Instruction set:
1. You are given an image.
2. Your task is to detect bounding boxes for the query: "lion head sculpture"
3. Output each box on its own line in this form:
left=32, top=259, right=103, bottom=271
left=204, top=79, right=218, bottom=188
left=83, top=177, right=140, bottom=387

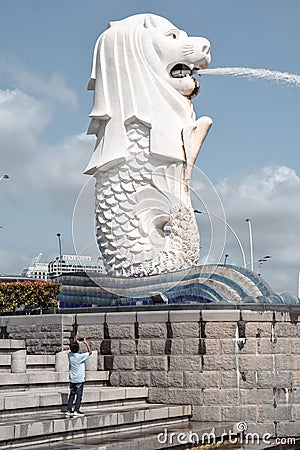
left=84, top=13, right=211, bottom=174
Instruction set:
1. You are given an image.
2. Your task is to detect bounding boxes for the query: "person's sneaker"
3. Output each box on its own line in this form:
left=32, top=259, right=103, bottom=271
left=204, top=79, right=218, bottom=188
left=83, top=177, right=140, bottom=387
left=65, top=411, right=73, bottom=417
left=73, top=411, right=84, bottom=417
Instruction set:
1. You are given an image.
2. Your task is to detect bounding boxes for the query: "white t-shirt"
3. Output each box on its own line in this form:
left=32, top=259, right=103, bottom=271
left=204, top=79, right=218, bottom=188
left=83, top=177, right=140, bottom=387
left=68, top=351, right=89, bottom=383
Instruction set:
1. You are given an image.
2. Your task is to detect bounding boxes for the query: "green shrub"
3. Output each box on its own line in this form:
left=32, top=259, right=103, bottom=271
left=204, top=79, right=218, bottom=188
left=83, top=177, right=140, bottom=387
left=0, top=281, right=60, bottom=314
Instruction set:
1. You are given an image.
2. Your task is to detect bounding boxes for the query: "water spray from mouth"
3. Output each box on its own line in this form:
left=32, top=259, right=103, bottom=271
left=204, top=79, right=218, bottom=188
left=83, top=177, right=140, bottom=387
left=198, top=67, right=300, bottom=87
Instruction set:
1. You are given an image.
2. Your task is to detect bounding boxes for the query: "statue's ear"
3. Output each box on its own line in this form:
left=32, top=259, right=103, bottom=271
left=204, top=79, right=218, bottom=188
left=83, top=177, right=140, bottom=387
left=144, top=14, right=158, bottom=29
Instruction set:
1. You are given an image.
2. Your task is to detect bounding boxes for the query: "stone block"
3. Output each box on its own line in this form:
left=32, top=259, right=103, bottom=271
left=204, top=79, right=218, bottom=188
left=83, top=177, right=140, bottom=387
left=138, top=323, right=167, bottom=339
left=203, top=355, right=236, bottom=371
left=151, top=339, right=168, bottom=355
left=290, top=338, right=300, bottom=354
left=4, top=394, right=40, bottom=410
left=107, top=324, right=135, bottom=339
left=106, top=312, right=136, bottom=323
left=239, top=355, right=273, bottom=372
left=120, top=340, right=137, bottom=355
left=221, top=338, right=256, bottom=354
left=182, top=339, right=200, bottom=355
left=76, top=313, right=105, bottom=325
left=168, top=388, right=202, bottom=405
left=205, top=322, right=237, bottom=339
left=110, top=372, right=119, bottom=386
left=168, top=371, right=183, bottom=387
left=192, top=406, right=221, bottom=421
left=257, top=337, right=291, bottom=354
left=144, top=406, right=169, bottom=421
left=137, top=311, right=168, bottom=323
left=136, top=356, right=167, bottom=371
left=39, top=392, right=65, bottom=407
left=220, top=371, right=239, bottom=388
left=137, top=339, right=150, bottom=355
left=55, top=350, right=69, bottom=372
left=257, top=405, right=293, bottom=422
left=11, top=350, right=26, bottom=373
left=275, top=387, right=297, bottom=405
left=100, top=387, right=126, bottom=401
left=292, top=405, right=300, bottom=420
left=221, top=405, right=257, bottom=422
left=85, top=351, right=98, bottom=371
left=100, top=339, right=119, bottom=355
left=16, top=420, right=54, bottom=439
left=169, top=339, right=184, bottom=354
left=202, top=310, right=240, bottom=322
left=257, top=405, right=275, bottom=423
left=258, top=370, right=292, bottom=388
left=0, top=425, right=15, bottom=441
left=241, top=310, right=274, bottom=322
left=150, top=371, right=183, bottom=388
left=171, top=322, right=199, bottom=338
left=203, top=388, right=239, bottom=406
left=245, top=323, right=271, bottom=337
left=184, top=371, right=220, bottom=389
left=291, top=371, right=300, bottom=387
left=125, top=387, right=148, bottom=399
left=119, top=371, right=150, bottom=386
left=148, top=387, right=168, bottom=403
left=276, top=355, right=300, bottom=371
left=77, top=324, right=104, bottom=340
left=244, top=421, right=275, bottom=437
left=275, top=322, right=299, bottom=337
left=238, top=370, right=257, bottom=388
left=204, top=338, right=220, bottom=354
left=113, top=355, right=135, bottom=370
left=169, top=310, right=200, bottom=322
left=276, top=421, right=300, bottom=438
left=169, top=355, right=201, bottom=371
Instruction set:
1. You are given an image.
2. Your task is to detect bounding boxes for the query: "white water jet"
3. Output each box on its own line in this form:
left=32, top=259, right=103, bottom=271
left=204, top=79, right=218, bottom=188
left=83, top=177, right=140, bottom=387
left=198, top=67, right=300, bottom=87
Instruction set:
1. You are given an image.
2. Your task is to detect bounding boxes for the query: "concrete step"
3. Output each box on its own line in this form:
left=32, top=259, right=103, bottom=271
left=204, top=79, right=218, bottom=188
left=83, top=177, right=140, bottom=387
left=0, top=386, right=149, bottom=417
left=0, top=403, right=192, bottom=449
left=0, top=354, right=56, bottom=372
left=0, top=371, right=110, bottom=392
left=0, top=340, right=26, bottom=352
left=12, top=420, right=237, bottom=450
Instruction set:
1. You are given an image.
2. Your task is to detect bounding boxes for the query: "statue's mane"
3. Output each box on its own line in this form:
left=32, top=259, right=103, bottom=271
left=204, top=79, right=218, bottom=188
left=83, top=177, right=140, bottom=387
left=85, top=14, right=194, bottom=174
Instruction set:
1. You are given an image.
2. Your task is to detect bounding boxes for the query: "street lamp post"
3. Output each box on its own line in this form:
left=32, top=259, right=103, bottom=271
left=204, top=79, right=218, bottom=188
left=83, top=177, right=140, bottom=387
left=245, top=218, right=254, bottom=272
left=224, top=254, right=229, bottom=265
left=257, top=255, right=271, bottom=276
left=245, top=255, right=271, bottom=274
left=57, top=233, right=62, bottom=260
left=194, top=210, right=247, bottom=268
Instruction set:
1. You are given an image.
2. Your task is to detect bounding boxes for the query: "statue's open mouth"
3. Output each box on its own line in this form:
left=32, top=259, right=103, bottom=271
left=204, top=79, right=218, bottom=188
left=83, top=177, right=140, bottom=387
left=170, top=64, right=193, bottom=78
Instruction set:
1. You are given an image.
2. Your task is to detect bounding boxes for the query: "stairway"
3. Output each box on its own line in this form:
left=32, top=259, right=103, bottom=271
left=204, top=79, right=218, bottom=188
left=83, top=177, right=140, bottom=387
left=0, top=339, right=192, bottom=449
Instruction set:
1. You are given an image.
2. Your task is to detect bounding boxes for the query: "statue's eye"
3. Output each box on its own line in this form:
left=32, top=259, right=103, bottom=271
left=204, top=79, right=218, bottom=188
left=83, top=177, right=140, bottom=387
left=166, top=31, right=179, bottom=40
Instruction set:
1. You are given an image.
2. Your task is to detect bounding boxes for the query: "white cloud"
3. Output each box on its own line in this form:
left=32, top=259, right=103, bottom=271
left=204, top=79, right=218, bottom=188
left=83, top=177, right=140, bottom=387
left=215, top=165, right=300, bottom=295
left=1, top=59, right=77, bottom=111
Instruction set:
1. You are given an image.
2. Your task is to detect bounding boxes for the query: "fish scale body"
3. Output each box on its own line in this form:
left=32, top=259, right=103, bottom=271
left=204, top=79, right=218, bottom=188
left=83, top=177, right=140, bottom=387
left=94, top=122, right=200, bottom=277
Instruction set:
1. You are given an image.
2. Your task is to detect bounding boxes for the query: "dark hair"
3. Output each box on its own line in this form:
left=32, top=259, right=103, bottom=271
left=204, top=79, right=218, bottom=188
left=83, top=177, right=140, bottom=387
left=70, top=342, right=79, bottom=353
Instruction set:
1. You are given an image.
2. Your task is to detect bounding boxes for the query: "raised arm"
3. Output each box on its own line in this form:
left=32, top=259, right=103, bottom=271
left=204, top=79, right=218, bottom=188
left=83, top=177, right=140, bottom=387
left=83, top=338, right=92, bottom=356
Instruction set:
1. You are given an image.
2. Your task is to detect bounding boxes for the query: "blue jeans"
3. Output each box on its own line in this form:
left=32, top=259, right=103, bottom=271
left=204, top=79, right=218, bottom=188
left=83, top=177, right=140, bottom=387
left=67, top=382, right=84, bottom=412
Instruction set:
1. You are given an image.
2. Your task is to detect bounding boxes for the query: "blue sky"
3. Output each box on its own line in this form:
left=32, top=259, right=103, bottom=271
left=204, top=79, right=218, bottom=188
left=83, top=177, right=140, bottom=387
left=0, top=0, right=299, bottom=294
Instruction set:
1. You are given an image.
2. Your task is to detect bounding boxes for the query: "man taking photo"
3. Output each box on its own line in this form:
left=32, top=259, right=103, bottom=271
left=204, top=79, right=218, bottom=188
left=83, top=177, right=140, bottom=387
left=66, top=337, right=92, bottom=417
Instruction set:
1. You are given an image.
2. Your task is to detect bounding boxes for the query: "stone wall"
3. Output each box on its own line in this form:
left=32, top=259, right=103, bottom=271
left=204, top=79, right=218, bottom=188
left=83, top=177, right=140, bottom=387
left=1, top=307, right=300, bottom=437
left=0, top=314, right=74, bottom=354
left=76, top=308, right=300, bottom=437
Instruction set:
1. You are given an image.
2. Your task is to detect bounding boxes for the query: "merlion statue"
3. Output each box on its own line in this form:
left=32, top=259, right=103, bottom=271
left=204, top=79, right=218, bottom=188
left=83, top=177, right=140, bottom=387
left=85, top=13, right=212, bottom=277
